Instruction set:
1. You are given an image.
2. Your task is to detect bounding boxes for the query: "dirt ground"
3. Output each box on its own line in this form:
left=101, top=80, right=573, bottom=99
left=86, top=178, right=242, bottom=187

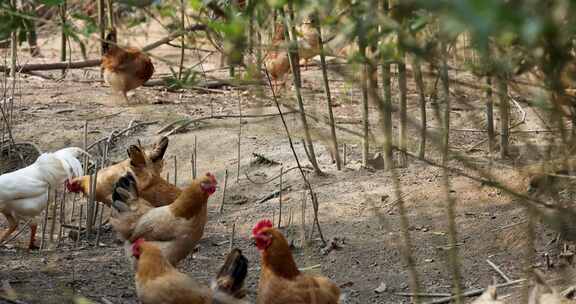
left=0, top=17, right=573, bottom=304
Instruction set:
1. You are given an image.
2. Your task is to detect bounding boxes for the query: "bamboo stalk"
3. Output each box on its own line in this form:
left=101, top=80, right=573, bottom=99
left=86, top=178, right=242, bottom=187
left=76, top=205, right=83, bottom=249
left=486, top=77, right=495, bottom=156
left=83, top=121, right=88, bottom=169
left=358, top=13, right=370, bottom=168
left=106, top=0, right=114, bottom=29
left=219, top=169, right=228, bottom=214
left=264, top=69, right=326, bottom=245
left=282, top=6, right=322, bottom=175
left=98, top=0, right=105, bottom=56
left=343, top=144, right=347, bottom=166
left=70, top=193, right=77, bottom=223
left=380, top=1, right=393, bottom=171
left=178, top=0, right=185, bottom=79
left=173, top=155, right=178, bottom=186
left=441, top=42, right=451, bottom=165
left=440, top=41, right=463, bottom=303
left=498, top=77, right=509, bottom=158
left=193, top=136, right=197, bottom=178
left=57, top=190, right=66, bottom=246
left=237, top=91, right=242, bottom=183
left=313, top=12, right=341, bottom=170
left=190, top=152, right=195, bottom=179
left=413, top=56, right=427, bottom=159
left=228, top=219, right=236, bottom=252
left=301, top=190, right=307, bottom=246
left=86, top=167, right=99, bottom=234
left=398, top=53, right=408, bottom=167
left=49, top=189, right=58, bottom=242
left=278, top=166, right=283, bottom=228
left=10, top=0, right=17, bottom=82
left=95, top=202, right=104, bottom=247
left=40, top=187, right=50, bottom=250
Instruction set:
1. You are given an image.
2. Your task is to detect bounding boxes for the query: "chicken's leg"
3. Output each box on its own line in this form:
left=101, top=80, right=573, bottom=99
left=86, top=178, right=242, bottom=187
left=28, top=223, right=39, bottom=250
left=0, top=213, right=17, bottom=246
left=121, top=90, right=130, bottom=104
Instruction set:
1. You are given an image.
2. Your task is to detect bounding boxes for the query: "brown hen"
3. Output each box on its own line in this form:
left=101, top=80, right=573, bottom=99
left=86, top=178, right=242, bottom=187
left=102, top=28, right=154, bottom=104
left=253, top=219, right=341, bottom=304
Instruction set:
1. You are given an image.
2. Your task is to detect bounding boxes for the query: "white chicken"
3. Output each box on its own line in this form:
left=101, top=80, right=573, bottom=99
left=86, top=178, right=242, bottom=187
left=0, top=147, right=88, bottom=249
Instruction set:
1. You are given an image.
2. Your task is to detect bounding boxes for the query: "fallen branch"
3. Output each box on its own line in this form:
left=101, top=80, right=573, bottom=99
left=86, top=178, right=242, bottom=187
left=0, top=59, right=100, bottom=73
left=87, top=110, right=126, bottom=121
left=509, top=94, right=527, bottom=130
left=0, top=24, right=207, bottom=73
left=491, top=220, right=528, bottom=232
left=157, top=112, right=298, bottom=136
left=486, top=259, right=513, bottom=283
left=424, top=279, right=525, bottom=304
left=143, top=78, right=264, bottom=88
left=87, top=121, right=158, bottom=151
left=395, top=292, right=451, bottom=298
left=0, top=295, right=30, bottom=304
left=256, top=186, right=292, bottom=204
left=244, top=166, right=310, bottom=185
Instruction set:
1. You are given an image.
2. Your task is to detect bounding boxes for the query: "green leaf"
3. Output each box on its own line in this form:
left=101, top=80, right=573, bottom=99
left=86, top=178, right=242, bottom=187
left=39, top=0, right=65, bottom=6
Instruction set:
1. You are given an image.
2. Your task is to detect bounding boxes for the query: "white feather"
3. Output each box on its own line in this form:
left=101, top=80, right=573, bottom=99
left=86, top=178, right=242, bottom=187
left=0, top=147, right=89, bottom=220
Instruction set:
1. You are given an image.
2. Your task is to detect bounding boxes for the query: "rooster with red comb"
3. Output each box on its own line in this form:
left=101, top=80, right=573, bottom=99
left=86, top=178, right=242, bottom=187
left=252, top=219, right=342, bottom=303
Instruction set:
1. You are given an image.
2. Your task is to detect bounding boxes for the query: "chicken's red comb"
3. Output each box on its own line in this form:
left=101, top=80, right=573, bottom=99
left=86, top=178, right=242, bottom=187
left=205, top=172, right=217, bottom=184
left=252, top=219, right=273, bottom=236
left=132, top=238, right=145, bottom=249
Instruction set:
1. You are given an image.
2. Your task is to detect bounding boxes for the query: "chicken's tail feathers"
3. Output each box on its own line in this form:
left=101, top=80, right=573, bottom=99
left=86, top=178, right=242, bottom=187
left=112, top=200, right=130, bottom=213
left=103, top=28, right=117, bottom=54
left=211, top=248, right=249, bottom=299
left=112, top=173, right=139, bottom=210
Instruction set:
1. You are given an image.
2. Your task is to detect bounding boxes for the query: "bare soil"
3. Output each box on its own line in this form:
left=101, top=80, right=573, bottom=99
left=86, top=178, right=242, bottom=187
left=0, top=20, right=573, bottom=304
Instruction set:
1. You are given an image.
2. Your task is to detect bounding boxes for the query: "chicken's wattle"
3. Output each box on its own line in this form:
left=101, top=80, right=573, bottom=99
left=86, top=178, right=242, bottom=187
left=65, top=179, right=81, bottom=193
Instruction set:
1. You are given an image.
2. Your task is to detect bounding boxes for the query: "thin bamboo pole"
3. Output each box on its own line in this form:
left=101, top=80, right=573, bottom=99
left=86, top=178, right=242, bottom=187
left=282, top=6, right=322, bottom=175
left=313, top=12, right=341, bottom=170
